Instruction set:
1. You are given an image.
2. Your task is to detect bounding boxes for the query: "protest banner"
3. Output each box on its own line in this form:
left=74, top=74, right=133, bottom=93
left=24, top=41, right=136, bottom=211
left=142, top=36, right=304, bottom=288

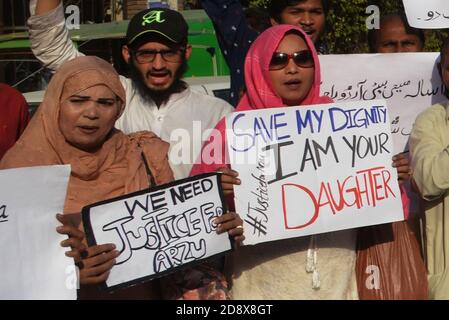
left=226, top=100, right=404, bottom=246
left=320, top=53, right=444, bottom=153
left=82, top=172, right=231, bottom=290
left=403, top=0, right=449, bottom=29
left=0, top=165, right=75, bottom=299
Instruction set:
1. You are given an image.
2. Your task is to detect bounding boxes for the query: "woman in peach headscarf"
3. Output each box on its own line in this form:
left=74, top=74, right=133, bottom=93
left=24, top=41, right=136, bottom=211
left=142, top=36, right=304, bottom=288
left=0, top=56, right=242, bottom=299
left=0, top=56, right=175, bottom=299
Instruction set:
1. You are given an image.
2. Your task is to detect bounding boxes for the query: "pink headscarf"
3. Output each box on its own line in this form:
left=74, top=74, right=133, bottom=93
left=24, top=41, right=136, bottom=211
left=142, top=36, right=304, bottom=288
left=237, top=24, right=332, bottom=111
left=190, top=25, right=332, bottom=176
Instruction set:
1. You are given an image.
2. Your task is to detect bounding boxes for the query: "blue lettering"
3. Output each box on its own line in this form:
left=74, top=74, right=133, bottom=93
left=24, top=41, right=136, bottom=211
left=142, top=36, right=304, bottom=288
left=273, top=112, right=291, bottom=141
left=329, top=107, right=349, bottom=132
left=254, top=117, right=272, bottom=143
left=296, top=110, right=323, bottom=134
left=231, top=113, right=255, bottom=152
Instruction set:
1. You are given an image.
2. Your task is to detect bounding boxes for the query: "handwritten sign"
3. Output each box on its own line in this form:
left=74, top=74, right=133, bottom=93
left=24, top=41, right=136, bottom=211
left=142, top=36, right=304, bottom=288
left=82, top=172, right=231, bottom=290
left=320, top=53, right=444, bottom=153
left=0, top=165, right=75, bottom=300
left=226, top=100, right=404, bottom=245
left=0, top=205, right=7, bottom=223
left=403, top=0, right=449, bottom=29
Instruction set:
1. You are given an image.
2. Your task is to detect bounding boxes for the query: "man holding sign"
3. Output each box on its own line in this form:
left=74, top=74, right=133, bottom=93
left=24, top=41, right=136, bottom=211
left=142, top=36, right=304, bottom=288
left=410, top=37, right=449, bottom=299
left=352, top=11, right=429, bottom=300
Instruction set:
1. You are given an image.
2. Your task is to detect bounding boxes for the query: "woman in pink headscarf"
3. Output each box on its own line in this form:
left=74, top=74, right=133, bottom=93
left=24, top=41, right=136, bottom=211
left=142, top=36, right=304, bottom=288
left=191, top=25, right=360, bottom=299
left=191, top=24, right=331, bottom=178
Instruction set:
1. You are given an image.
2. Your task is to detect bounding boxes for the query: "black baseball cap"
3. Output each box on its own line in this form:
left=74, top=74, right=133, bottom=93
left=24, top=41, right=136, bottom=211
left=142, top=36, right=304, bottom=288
left=126, top=8, right=188, bottom=47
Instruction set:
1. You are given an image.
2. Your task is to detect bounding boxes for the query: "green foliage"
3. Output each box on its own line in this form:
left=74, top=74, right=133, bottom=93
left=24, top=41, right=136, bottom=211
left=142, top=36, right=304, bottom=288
left=247, top=0, right=269, bottom=8
left=323, top=0, right=370, bottom=53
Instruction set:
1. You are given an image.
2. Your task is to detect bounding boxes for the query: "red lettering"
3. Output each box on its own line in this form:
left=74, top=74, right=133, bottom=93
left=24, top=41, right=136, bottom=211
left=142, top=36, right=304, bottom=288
left=382, top=170, right=395, bottom=198
left=282, top=184, right=318, bottom=229
left=327, top=177, right=359, bottom=212
left=373, top=172, right=385, bottom=201
left=356, top=166, right=385, bottom=207
left=318, top=183, right=336, bottom=214
left=355, top=171, right=370, bottom=208
left=281, top=166, right=397, bottom=230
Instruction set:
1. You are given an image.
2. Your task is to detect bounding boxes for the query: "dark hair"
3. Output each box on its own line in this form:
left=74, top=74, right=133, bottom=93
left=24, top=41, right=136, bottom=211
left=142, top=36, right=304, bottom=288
left=440, top=36, right=449, bottom=63
left=128, top=52, right=188, bottom=106
left=244, top=7, right=271, bottom=33
left=367, top=13, right=425, bottom=53
left=268, top=0, right=330, bottom=22
left=441, top=37, right=449, bottom=98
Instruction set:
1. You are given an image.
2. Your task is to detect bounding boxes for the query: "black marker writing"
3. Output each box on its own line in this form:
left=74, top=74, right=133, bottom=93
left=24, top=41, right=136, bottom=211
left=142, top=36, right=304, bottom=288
left=342, top=133, right=390, bottom=168
left=244, top=213, right=268, bottom=236
left=154, top=240, right=207, bottom=273
left=0, top=205, right=8, bottom=223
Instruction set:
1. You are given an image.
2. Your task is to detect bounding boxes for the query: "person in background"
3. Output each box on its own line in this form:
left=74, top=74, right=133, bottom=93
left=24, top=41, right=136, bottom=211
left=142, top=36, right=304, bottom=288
left=366, top=11, right=424, bottom=197
left=410, top=37, right=449, bottom=299
left=355, top=12, right=429, bottom=299
left=368, top=13, right=425, bottom=53
left=0, top=83, right=30, bottom=159
left=244, top=7, right=271, bottom=33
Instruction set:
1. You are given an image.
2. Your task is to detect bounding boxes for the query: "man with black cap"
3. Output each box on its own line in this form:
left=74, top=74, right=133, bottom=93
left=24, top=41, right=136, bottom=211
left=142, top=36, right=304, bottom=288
left=28, top=0, right=233, bottom=180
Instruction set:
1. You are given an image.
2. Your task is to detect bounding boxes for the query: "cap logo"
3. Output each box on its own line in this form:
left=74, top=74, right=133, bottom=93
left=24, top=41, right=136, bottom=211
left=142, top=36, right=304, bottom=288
left=142, top=11, right=165, bottom=26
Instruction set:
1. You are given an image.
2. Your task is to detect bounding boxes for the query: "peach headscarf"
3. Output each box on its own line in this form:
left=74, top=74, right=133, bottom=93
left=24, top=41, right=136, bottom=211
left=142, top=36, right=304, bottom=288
left=0, top=56, right=173, bottom=214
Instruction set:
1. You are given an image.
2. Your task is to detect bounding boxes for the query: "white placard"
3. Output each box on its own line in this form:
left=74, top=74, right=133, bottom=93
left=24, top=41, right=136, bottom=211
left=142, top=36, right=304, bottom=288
left=320, top=53, right=444, bottom=153
left=82, top=173, right=231, bottom=290
left=403, top=0, right=449, bottom=29
left=226, top=100, right=404, bottom=245
left=0, top=165, right=75, bottom=300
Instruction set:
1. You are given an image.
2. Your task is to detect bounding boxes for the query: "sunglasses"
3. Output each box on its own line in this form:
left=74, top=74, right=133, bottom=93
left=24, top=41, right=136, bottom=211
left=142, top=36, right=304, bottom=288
left=269, top=50, right=314, bottom=70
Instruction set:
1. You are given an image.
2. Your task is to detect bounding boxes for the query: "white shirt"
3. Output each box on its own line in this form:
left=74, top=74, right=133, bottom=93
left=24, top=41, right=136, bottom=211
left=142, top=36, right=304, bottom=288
left=117, top=78, right=232, bottom=178
left=28, top=3, right=233, bottom=179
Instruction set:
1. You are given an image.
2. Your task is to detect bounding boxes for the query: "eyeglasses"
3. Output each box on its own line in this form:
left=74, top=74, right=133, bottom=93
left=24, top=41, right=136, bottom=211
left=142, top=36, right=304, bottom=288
left=131, top=48, right=184, bottom=64
left=269, top=50, right=314, bottom=70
